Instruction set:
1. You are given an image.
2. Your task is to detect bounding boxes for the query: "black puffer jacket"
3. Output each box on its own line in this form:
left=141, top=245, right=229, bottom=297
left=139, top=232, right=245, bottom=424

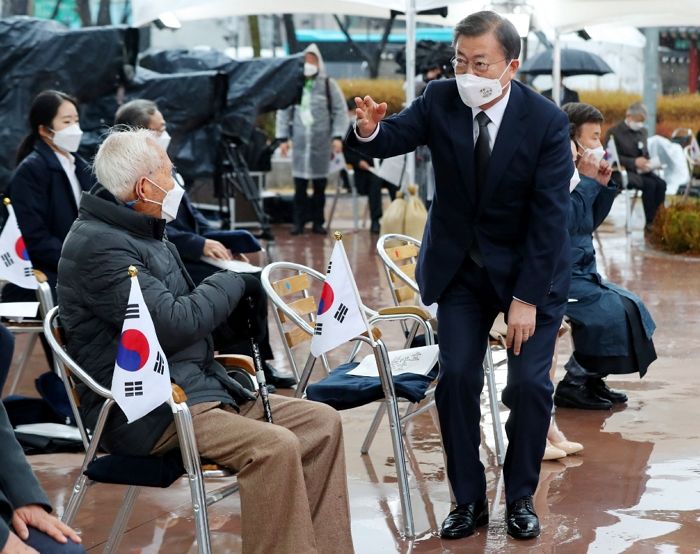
left=57, top=185, right=252, bottom=455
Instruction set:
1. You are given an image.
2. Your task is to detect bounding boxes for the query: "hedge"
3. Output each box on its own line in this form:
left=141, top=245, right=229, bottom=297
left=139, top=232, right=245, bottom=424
left=649, top=199, right=700, bottom=254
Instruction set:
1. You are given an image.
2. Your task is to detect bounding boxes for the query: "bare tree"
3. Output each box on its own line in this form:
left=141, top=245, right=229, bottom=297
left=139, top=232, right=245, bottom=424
left=248, top=15, right=261, bottom=57
left=333, top=14, right=396, bottom=78
left=75, top=0, right=92, bottom=26
left=97, top=0, right=112, bottom=25
left=282, top=14, right=299, bottom=54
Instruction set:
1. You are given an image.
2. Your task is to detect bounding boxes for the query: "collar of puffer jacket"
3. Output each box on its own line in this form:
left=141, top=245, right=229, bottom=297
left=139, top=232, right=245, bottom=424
left=79, top=184, right=167, bottom=240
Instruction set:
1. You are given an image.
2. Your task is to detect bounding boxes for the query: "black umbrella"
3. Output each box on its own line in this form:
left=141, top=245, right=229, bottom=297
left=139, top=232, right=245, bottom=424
left=520, top=48, right=614, bottom=77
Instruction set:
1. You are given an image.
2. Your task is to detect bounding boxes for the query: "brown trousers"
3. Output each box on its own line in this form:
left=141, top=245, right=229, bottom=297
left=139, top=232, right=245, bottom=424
left=152, top=394, right=354, bottom=554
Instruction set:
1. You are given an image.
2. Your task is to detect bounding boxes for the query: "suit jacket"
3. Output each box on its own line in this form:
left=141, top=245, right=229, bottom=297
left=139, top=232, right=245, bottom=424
left=7, top=140, right=95, bottom=287
left=0, top=401, right=52, bottom=548
left=346, top=79, right=573, bottom=309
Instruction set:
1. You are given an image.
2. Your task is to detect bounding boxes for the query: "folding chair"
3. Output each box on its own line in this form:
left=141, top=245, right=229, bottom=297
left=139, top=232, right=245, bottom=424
left=1, top=273, right=56, bottom=394
left=43, top=306, right=257, bottom=554
left=261, top=261, right=437, bottom=538
left=376, top=233, right=507, bottom=466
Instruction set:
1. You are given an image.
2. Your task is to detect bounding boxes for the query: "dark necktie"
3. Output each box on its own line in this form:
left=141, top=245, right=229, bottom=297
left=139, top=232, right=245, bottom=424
left=474, top=111, right=492, bottom=192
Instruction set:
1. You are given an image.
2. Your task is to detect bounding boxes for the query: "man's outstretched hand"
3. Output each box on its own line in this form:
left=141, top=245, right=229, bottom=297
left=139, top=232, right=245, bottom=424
left=354, top=96, right=387, bottom=138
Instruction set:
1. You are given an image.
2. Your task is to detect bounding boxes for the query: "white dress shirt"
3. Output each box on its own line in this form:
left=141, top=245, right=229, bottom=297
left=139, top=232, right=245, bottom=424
left=471, top=84, right=512, bottom=150
left=54, top=151, right=83, bottom=207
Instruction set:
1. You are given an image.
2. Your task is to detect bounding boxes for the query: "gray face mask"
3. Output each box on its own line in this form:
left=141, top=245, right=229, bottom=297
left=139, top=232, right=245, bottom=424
left=626, top=119, right=644, bottom=132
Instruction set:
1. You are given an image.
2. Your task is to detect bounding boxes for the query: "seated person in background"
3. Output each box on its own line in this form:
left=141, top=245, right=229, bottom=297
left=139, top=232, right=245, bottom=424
left=342, top=99, right=397, bottom=234
left=605, top=101, right=666, bottom=230
left=0, top=401, right=84, bottom=553
left=555, top=102, right=657, bottom=410
left=2, top=90, right=95, bottom=303
left=57, top=129, right=353, bottom=554
left=114, top=99, right=294, bottom=389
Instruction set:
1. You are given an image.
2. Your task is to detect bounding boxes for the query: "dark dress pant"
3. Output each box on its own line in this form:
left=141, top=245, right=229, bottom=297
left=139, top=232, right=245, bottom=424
left=435, top=258, right=562, bottom=505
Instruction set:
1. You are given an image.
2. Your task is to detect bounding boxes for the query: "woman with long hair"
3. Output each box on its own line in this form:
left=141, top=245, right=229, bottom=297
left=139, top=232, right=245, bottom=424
left=1, top=90, right=95, bottom=302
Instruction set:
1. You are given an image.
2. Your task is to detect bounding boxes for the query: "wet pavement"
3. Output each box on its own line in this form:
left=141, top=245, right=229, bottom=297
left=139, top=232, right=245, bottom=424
left=8, top=197, right=700, bottom=553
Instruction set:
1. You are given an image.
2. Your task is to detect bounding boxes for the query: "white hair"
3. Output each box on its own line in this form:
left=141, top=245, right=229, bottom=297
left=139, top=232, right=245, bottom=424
left=93, top=128, right=165, bottom=200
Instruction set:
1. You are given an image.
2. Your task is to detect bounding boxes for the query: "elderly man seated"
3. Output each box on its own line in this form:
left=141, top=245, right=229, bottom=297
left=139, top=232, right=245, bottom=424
left=56, top=129, right=354, bottom=554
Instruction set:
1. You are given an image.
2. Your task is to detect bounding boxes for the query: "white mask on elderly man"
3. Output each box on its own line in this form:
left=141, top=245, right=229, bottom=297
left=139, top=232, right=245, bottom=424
left=155, top=130, right=171, bottom=152
left=51, top=123, right=83, bottom=153
left=569, top=167, right=581, bottom=192
left=455, top=61, right=512, bottom=108
left=626, top=119, right=645, bottom=132
left=139, top=177, right=184, bottom=223
left=304, top=63, right=319, bottom=78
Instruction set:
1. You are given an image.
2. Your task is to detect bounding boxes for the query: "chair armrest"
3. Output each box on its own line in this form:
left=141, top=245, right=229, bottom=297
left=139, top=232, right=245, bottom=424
left=171, top=383, right=188, bottom=403
left=215, top=354, right=256, bottom=376
left=377, top=305, right=432, bottom=321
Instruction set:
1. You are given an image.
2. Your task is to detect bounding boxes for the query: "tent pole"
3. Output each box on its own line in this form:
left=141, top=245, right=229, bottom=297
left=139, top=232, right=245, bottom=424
left=643, top=27, right=659, bottom=135
left=552, top=31, right=561, bottom=106
left=405, top=0, right=416, bottom=190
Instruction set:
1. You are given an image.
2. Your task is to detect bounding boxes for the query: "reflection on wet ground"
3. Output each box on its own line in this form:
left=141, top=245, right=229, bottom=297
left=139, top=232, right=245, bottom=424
left=10, top=199, right=700, bottom=552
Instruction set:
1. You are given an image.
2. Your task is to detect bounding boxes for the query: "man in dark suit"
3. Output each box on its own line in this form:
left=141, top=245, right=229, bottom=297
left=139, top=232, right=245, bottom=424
left=346, top=11, right=573, bottom=540
left=605, top=102, right=666, bottom=229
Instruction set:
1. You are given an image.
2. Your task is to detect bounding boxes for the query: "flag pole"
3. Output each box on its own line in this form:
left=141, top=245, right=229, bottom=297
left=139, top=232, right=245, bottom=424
left=128, top=265, right=138, bottom=278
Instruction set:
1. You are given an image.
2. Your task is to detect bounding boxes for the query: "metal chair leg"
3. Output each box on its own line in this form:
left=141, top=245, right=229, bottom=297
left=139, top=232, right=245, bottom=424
left=103, top=486, right=139, bottom=554
left=61, top=474, right=91, bottom=526
left=484, top=346, right=506, bottom=466
left=374, top=341, right=414, bottom=538
left=360, top=403, right=386, bottom=455
left=294, top=353, right=316, bottom=399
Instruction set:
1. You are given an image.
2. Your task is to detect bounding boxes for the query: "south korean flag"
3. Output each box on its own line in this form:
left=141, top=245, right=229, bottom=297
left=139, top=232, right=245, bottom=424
left=112, top=269, right=171, bottom=423
left=310, top=238, right=372, bottom=357
left=0, top=202, right=38, bottom=290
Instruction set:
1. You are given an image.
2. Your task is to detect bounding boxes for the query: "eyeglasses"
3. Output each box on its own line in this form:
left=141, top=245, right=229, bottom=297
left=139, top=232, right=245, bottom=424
left=450, top=56, right=506, bottom=75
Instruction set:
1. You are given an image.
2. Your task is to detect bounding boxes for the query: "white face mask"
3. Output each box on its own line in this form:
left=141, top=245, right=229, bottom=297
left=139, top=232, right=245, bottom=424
left=304, top=62, right=319, bottom=78
left=580, top=144, right=606, bottom=165
left=155, top=130, right=171, bottom=152
left=626, top=119, right=645, bottom=132
left=455, top=61, right=512, bottom=108
left=569, top=167, right=581, bottom=192
left=141, top=177, right=184, bottom=223
left=50, top=123, right=83, bottom=153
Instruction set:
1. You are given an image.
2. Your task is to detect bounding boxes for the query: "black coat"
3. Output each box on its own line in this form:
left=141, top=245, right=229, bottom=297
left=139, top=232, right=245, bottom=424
left=57, top=185, right=253, bottom=455
left=7, top=140, right=95, bottom=287
left=0, top=401, right=51, bottom=548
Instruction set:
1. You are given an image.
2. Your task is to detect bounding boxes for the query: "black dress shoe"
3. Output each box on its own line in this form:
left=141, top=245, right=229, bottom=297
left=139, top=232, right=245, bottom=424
left=370, top=221, right=381, bottom=234
left=264, top=365, right=297, bottom=389
left=290, top=226, right=304, bottom=236
left=506, top=496, right=540, bottom=539
left=587, top=377, right=628, bottom=404
left=554, top=380, right=612, bottom=410
left=439, top=496, right=488, bottom=539
left=311, top=224, right=326, bottom=235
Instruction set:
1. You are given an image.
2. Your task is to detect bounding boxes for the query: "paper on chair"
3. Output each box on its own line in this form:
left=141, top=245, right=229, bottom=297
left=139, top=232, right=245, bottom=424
left=15, top=423, right=81, bottom=441
left=0, top=302, right=39, bottom=318
left=201, top=256, right=262, bottom=274
left=348, top=345, right=439, bottom=378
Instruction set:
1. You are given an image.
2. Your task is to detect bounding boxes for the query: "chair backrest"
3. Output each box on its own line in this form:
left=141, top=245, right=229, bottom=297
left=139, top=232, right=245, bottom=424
left=376, top=234, right=421, bottom=308
left=43, top=306, right=114, bottom=449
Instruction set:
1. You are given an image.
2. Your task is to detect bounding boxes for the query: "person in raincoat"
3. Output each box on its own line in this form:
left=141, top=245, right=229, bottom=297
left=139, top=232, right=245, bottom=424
left=276, top=44, right=348, bottom=235
left=554, top=102, right=657, bottom=411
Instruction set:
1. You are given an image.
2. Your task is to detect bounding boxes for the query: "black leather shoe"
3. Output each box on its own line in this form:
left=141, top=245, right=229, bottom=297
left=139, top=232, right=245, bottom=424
left=587, top=378, right=628, bottom=404
left=370, top=221, right=381, bottom=234
left=554, top=380, right=612, bottom=410
left=311, top=224, right=326, bottom=235
left=264, top=365, right=297, bottom=389
left=439, top=496, right=488, bottom=539
left=290, top=226, right=304, bottom=236
left=506, top=496, right=540, bottom=539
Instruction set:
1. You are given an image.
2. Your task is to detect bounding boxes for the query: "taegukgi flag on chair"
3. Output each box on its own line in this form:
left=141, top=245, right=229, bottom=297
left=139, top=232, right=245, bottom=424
left=112, top=266, right=172, bottom=423
left=0, top=199, right=39, bottom=290
left=310, top=235, right=372, bottom=357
